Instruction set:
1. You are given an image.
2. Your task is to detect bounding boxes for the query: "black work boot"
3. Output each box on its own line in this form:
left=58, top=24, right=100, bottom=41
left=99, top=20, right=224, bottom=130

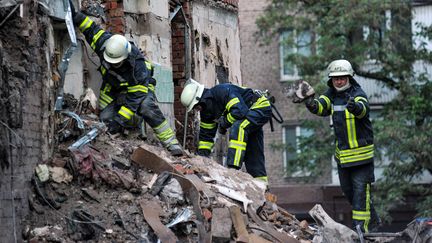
left=167, top=143, right=183, bottom=156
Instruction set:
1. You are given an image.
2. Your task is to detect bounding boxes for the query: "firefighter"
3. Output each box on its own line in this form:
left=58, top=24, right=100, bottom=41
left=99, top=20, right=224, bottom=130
left=303, top=59, right=380, bottom=232
left=69, top=1, right=182, bottom=156
left=180, top=80, right=272, bottom=182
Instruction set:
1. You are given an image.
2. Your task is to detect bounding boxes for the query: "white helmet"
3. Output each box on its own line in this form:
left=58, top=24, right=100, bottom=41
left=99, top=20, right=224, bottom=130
left=181, top=79, right=205, bottom=112
left=103, top=35, right=132, bottom=64
left=327, top=59, right=354, bottom=77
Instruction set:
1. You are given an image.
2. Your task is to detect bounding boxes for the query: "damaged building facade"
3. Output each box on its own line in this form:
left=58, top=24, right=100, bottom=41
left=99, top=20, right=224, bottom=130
left=0, top=0, right=241, bottom=241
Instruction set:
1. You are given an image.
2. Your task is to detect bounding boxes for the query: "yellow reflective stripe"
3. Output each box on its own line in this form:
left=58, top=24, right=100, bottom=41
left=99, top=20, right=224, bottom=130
left=199, top=141, right=214, bottom=150
left=145, top=61, right=152, bottom=70
left=100, top=93, right=113, bottom=103
left=240, top=120, right=250, bottom=129
left=251, top=96, right=271, bottom=109
left=227, top=113, right=236, bottom=123
left=320, top=95, right=331, bottom=110
left=338, top=144, right=374, bottom=157
left=230, top=119, right=250, bottom=167
left=364, top=183, right=371, bottom=232
left=79, top=16, right=93, bottom=32
left=99, top=99, right=108, bottom=109
left=354, top=96, right=368, bottom=103
left=153, top=120, right=176, bottom=142
left=345, top=110, right=358, bottom=148
left=353, top=210, right=370, bottom=220
left=148, top=84, right=155, bottom=92
left=157, top=127, right=175, bottom=142
left=255, top=176, right=268, bottom=182
left=228, top=140, right=247, bottom=150
left=200, top=122, right=216, bottom=129
left=154, top=120, right=169, bottom=133
left=340, top=151, right=374, bottom=164
left=118, top=106, right=134, bottom=120
left=226, top=97, right=240, bottom=111
left=317, top=101, right=324, bottom=115
left=120, top=82, right=129, bottom=87
left=101, top=66, right=107, bottom=75
left=127, top=85, right=148, bottom=93
left=91, top=30, right=105, bottom=50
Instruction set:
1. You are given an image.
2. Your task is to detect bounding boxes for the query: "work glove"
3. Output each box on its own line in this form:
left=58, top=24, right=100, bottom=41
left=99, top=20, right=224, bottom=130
left=217, top=116, right=230, bottom=135
left=346, top=96, right=361, bottom=113
left=305, top=95, right=317, bottom=111
left=107, top=120, right=123, bottom=134
left=68, top=0, right=77, bottom=17
left=196, top=149, right=211, bottom=158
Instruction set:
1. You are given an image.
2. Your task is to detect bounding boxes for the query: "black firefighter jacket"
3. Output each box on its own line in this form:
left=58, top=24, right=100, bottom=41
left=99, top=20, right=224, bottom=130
left=73, top=12, right=155, bottom=126
left=308, top=79, right=374, bottom=168
left=197, top=84, right=262, bottom=152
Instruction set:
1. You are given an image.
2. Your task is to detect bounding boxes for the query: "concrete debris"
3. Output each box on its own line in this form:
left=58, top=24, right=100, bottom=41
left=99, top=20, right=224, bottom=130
left=309, top=204, right=358, bottom=242
left=49, top=166, right=73, bottom=184
left=24, top=107, right=313, bottom=242
left=35, top=164, right=50, bottom=182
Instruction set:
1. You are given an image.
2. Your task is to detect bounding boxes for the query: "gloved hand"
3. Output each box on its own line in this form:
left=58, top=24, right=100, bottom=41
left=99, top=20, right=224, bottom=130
left=305, top=95, right=317, bottom=110
left=196, top=149, right=211, bottom=157
left=68, top=0, right=77, bottom=17
left=346, top=96, right=358, bottom=113
left=218, top=116, right=230, bottom=135
left=107, top=120, right=123, bottom=134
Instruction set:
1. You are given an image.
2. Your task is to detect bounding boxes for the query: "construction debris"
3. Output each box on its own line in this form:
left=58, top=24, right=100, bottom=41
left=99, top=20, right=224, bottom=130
left=23, top=104, right=429, bottom=242
left=22, top=106, right=313, bottom=242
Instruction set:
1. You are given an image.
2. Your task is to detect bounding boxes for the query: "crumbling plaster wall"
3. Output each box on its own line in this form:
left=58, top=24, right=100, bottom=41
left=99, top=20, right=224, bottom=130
left=124, top=0, right=176, bottom=126
left=0, top=5, right=55, bottom=242
left=191, top=1, right=242, bottom=87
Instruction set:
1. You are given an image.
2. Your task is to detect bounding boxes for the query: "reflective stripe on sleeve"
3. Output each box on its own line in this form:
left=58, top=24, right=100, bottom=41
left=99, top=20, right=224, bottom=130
left=118, top=106, right=134, bottom=120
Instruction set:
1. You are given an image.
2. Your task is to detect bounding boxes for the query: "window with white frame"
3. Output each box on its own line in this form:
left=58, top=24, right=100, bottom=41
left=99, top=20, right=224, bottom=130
left=279, top=30, right=312, bottom=81
left=283, top=124, right=314, bottom=177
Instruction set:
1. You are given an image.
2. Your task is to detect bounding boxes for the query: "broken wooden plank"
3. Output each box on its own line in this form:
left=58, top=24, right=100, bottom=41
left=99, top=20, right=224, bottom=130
left=211, top=207, right=232, bottom=243
left=309, top=204, right=358, bottom=242
left=139, top=200, right=178, bottom=243
left=132, top=146, right=211, bottom=243
left=229, top=206, right=249, bottom=243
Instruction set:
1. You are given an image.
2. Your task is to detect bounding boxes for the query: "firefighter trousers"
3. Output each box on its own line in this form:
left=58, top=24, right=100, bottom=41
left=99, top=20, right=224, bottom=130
left=337, top=162, right=380, bottom=233
left=226, top=104, right=272, bottom=181
left=99, top=92, right=179, bottom=147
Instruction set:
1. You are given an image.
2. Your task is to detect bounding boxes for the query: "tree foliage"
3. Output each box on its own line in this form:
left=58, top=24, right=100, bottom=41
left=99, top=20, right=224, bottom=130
left=257, top=0, right=432, bottom=220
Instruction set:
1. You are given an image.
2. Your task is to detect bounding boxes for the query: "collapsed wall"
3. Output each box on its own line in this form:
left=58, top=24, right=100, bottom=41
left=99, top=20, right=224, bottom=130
left=0, top=4, right=54, bottom=242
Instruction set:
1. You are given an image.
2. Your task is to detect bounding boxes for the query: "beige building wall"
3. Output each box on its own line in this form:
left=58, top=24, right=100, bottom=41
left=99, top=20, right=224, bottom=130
left=191, top=1, right=242, bottom=87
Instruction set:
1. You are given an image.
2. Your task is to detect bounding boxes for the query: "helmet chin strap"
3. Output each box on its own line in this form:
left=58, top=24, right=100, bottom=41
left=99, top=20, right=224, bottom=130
left=335, top=82, right=351, bottom=92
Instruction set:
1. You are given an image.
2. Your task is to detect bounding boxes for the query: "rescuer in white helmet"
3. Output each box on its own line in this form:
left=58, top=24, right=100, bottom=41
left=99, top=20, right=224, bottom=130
left=69, top=0, right=183, bottom=156
left=300, top=59, right=381, bottom=232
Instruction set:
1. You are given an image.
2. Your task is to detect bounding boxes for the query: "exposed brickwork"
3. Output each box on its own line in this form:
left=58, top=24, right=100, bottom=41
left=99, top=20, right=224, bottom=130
left=239, top=0, right=319, bottom=185
left=171, top=1, right=194, bottom=150
left=104, top=0, right=126, bottom=34
left=222, top=0, right=239, bottom=7
left=0, top=9, right=53, bottom=242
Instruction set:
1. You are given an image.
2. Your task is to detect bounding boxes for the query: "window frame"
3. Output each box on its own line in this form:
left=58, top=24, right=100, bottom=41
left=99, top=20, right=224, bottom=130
left=279, top=29, right=313, bottom=82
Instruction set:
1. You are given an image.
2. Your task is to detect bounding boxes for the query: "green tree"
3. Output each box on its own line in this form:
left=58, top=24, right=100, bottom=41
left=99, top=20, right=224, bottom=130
left=257, top=0, right=432, bottom=221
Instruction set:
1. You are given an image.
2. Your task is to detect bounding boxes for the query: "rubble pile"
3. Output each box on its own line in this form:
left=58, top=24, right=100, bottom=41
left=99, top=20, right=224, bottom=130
left=23, top=109, right=315, bottom=242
